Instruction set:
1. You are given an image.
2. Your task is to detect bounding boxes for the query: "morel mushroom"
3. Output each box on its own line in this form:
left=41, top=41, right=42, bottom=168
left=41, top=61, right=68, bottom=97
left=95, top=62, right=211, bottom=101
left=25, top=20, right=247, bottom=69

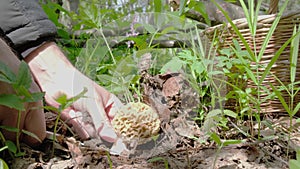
left=112, top=102, right=161, bottom=144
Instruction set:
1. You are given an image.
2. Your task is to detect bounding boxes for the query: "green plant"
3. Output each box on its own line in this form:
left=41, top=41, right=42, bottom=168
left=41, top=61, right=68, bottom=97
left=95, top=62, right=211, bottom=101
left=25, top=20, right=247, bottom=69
left=210, top=0, right=291, bottom=137
left=0, top=61, right=44, bottom=159
left=44, top=88, right=87, bottom=157
left=210, top=132, right=245, bottom=168
left=148, top=156, right=169, bottom=169
left=290, top=150, right=300, bottom=169
left=0, top=158, right=9, bottom=169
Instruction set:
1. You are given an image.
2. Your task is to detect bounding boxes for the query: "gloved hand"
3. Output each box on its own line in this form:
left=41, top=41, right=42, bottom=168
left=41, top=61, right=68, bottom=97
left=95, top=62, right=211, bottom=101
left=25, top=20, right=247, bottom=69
left=26, top=42, right=124, bottom=144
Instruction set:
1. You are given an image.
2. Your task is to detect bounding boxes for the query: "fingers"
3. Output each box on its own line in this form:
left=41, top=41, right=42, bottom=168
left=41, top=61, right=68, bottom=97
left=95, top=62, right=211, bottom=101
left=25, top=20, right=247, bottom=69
left=0, top=106, right=23, bottom=142
left=23, top=101, right=46, bottom=146
left=71, top=90, right=119, bottom=143
left=74, top=96, right=117, bottom=141
left=105, top=94, right=124, bottom=121
left=44, top=94, right=91, bottom=140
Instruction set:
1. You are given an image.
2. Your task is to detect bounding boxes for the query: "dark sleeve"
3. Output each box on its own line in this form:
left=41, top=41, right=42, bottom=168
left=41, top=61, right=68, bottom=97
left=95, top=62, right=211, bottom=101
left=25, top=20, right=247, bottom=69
left=0, top=0, right=57, bottom=57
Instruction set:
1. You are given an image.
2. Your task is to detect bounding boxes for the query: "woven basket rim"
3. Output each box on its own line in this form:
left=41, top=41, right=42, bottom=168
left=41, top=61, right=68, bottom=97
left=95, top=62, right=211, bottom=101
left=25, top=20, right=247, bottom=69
left=205, top=11, right=300, bottom=34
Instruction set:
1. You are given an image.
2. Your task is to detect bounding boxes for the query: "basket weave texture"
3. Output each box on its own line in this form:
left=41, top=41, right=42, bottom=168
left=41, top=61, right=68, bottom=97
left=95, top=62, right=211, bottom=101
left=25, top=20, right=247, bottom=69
left=205, top=11, right=300, bottom=114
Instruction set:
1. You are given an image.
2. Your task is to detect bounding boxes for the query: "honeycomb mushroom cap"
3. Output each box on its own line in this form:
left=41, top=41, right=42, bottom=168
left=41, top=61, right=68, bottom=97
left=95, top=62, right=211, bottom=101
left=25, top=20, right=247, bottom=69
left=112, top=102, right=161, bottom=144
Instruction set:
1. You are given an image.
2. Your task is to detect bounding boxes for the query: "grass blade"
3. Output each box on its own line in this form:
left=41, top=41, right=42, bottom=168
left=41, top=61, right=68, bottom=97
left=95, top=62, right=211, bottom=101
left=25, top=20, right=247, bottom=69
left=290, top=25, right=300, bottom=83
left=270, top=83, right=291, bottom=115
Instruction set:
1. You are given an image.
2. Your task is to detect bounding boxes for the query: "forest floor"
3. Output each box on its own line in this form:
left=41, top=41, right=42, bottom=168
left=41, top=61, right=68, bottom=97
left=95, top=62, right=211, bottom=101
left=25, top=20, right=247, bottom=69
left=6, top=71, right=300, bottom=169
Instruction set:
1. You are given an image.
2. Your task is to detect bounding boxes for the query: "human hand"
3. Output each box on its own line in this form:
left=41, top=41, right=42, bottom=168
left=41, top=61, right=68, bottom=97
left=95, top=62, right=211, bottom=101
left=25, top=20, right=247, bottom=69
left=0, top=38, right=46, bottom=146
left=26, top=42, right=123, bottom=143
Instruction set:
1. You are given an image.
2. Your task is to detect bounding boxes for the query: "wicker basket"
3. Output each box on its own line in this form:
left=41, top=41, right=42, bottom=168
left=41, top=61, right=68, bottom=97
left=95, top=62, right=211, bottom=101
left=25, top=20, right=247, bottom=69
left=204, top=11, right=300, bottom=114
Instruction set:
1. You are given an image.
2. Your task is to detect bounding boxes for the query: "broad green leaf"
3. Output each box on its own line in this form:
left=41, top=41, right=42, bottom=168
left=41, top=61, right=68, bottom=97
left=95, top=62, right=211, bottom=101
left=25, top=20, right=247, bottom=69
left=160, top=57, right=184, bottom=73
left=15, top=151, right=26, bottom=157
left=5, top=140, right=17, bottom=154
left=63, top=88, right=88, bottom=109
left=289, top=159, right=300, bottom=169
left=22, top=92, right=45, bottom=103
left=192, top=62, right=205, bottom=74
left=15, top=61, right=32, bottom=89
left=206, top=109, right=222, bottom=119
left=143, top=23, right=156, bottom=34
left=210, top=132, right=222, bottom=146
left=44, top=105, right=58, bottom=112
left=297, top=150, right=300, bottom=160
left=161, top=26, right=175, bottom=35
left=55, top=94, right=68, bottom=105
left=126, top=37, right=148, bottom=50
left=224, top=109, right=237, bottom=118
left=0, top=94, right=24, bottom=111
left=0, top=61, right=16, bottom=83
left=0, top=74, right=13, bottom=84
left=15, top=85, right=32, bottom=99
left=0, top=158, right=9, bottom=169
left=0, top=125, right=19, bottom=133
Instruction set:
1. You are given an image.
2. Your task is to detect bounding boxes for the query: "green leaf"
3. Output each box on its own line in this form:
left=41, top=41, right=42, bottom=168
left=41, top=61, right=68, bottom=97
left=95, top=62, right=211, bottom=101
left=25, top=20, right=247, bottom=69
left=0, top=158, right=9, bottom=169
left=0, top=125, right=19, bottom=133
left=148, top=157, right=166, bottom=163
left=143, top=23, right=156, bottom=34
left=206, top=109, right=222, bottom=119
left=290, top=24, right=300, bottom=83
left=60, top=88, right=88, bottom=109
left=189, top=1, right=210, bottom=25
left=22, top=129, right=42, bottom=143
left=161, top=26, right=175, bottom=35
left=22, top=92, right=45, bottom=103
left=297, top=150, right=300, bottom=160
left=224, top=109, right=237, bottom=118
left=15, top=61, right=32, bottom=89
left=15, top=151, right=26, bottom=157
left=211, top=0, right=255, bottom=62
left=148, top=157, right=169, bottom=169
left=293, top=102, right=300, bottom=117
left=0, top=61, right=16, bottom=84
left=210, top=132, right=222, bottom=146
left=154, top=0, right=162, bottom=13
left=126, top=37, right=148, bottom=50
left=179, top=0, right=188, bottom=15
left=5, top=140, right=17, bottom=154
left=290, top=159, right=300, bottom=169
left=260, top=30, right=300, bottom=85
left=44, top=105, right=58, bottom=112
left=0, top=94, right=24, bottom=111
left=257, top=0, right=289, bottom=61
left=55, top=94, right=68, bottom=105
left=160, top=57, right=184, bottom=73
left=222, top=139, right=244, bottom=147
left=270, top=83, right=291, bottom=116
